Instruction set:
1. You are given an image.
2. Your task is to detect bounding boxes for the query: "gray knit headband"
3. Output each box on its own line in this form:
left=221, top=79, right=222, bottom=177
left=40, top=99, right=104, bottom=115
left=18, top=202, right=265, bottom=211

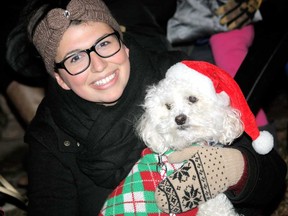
left=31, top=0, right=122, bottom=76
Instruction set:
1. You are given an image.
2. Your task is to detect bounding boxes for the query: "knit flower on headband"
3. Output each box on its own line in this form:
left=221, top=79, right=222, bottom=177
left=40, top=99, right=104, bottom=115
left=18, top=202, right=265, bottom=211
left=46, top=0, right=86, bottom=30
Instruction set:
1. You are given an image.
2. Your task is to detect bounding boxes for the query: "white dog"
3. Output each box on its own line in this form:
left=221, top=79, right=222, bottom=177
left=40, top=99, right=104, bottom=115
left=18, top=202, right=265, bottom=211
left=137, top=61, right=273, bottom=156
left=136, top=61, right=273, bottom=215
left=135, top=62, right=244, bottom=216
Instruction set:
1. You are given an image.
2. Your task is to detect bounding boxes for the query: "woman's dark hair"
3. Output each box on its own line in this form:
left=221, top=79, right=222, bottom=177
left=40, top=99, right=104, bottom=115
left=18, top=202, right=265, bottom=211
left=4, top=0, right=70, bottom=84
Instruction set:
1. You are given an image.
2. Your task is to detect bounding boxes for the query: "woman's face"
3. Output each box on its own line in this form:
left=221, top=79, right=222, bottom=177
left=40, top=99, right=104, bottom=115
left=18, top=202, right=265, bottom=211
left=54, top=22, right=130, bottom=105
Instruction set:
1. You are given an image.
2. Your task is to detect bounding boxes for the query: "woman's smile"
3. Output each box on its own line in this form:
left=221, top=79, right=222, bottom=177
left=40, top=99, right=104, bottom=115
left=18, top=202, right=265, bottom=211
left=91, top=70, right=118, bottom=89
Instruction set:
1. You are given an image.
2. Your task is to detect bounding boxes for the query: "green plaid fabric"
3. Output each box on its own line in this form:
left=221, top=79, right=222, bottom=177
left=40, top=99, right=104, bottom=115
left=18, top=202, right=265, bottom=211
left=99, top=148, right=185, bottom=216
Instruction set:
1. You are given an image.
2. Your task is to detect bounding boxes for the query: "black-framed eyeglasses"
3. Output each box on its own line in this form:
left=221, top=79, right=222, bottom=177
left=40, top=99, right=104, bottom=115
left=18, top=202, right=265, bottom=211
left=54, top=31, right=121, bottom=76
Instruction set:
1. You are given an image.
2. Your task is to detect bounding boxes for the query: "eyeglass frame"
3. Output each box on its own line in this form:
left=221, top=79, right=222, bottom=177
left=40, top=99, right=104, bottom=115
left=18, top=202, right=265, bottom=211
left=54, top=31, right=122, bottom=76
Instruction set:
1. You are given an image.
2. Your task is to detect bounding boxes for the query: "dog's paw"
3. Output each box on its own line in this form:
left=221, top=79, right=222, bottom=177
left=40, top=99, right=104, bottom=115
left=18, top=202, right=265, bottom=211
left=197, top=193, right=240, bottom=216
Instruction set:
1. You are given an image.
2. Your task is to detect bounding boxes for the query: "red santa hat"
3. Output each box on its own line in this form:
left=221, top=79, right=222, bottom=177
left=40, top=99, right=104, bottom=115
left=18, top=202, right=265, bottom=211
left=165, top=60, right=273, bottom=155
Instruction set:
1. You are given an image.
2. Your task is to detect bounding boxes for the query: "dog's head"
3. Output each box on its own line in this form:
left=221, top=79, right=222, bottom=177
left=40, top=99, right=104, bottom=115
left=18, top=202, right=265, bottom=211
left=136, top=64, right=244, bottom=154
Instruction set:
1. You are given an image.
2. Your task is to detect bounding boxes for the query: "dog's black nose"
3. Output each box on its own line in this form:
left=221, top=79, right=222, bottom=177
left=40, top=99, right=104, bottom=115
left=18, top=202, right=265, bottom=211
left=175, top=114, right=187, bottom=125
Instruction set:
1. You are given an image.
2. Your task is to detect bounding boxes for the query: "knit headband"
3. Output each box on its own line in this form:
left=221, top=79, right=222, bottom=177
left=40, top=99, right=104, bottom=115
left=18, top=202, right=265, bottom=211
left=31, top=0, right=122, bottom=76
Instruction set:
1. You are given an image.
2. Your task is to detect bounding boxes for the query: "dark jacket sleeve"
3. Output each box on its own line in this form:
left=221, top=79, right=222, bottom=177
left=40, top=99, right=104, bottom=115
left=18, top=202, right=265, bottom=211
left=225, top=128, right=287, bottom=215
left=25, top=125, right=79, bottom=215
left=25, top=102, right=114, bottom=215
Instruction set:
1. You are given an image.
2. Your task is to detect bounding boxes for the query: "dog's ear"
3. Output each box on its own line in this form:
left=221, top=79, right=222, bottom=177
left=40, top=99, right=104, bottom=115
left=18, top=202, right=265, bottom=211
left=216, top=91, right=230, bottom=106
left=136, top=112, right=168, bottom=154
left=217, top=91, right=244, bottom=144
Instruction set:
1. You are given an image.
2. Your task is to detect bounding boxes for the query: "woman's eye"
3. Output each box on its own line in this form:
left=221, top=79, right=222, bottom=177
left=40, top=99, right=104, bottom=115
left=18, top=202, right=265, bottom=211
left=188, top=96, right=198, bottom=103
left=69, top=52, right=86, bottom=64
left=98, top=40, right=110, bottom=48
left=71, top=54, right=81, bottom=63
left=165, top=103, right=172, bottom=110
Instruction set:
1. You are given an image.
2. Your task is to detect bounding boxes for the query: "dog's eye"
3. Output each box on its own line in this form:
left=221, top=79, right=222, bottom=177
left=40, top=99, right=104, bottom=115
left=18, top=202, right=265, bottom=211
left=188, top=96, right=198, bottom=103
left=165, top=103, right=172, bottom=110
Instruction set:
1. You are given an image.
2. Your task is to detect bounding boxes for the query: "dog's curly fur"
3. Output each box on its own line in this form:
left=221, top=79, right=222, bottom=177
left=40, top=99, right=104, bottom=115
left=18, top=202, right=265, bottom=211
left=135, top=70, right=244, bottom=216
left=136, top=75, right=244, bottom=155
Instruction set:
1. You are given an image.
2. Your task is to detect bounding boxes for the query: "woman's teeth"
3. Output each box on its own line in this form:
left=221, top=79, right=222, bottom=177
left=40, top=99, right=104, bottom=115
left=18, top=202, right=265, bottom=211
left=94, top=73, right=115, bottom=86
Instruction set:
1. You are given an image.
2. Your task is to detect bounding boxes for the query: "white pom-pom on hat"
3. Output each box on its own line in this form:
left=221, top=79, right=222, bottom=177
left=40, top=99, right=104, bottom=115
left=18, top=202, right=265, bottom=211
left=165, top=60, right=274, bottom=155
left=252, top=131, right=274, bottom=155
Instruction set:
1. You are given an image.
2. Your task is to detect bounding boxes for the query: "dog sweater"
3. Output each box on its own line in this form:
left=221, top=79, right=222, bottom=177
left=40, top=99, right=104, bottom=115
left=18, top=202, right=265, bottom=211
left=99, top=148, right=198, bottom=216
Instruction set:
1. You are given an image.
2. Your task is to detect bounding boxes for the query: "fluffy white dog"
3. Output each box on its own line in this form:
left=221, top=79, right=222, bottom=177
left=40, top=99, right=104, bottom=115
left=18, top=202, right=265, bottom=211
left=135, top=61, right=273, bottom=215
left=136, top=62, right=243, bottom=216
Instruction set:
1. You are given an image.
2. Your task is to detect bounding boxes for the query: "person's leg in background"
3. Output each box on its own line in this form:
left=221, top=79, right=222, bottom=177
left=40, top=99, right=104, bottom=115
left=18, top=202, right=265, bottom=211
left=5, top=81, right=45, bottom=127
left=209, top=24, right=268, bottom=127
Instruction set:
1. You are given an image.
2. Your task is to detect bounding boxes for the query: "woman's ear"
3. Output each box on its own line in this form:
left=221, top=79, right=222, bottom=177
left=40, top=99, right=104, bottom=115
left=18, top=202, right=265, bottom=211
left=54, top=72, right=71, bottom=90
left=124, top=45, right=129, bottom=57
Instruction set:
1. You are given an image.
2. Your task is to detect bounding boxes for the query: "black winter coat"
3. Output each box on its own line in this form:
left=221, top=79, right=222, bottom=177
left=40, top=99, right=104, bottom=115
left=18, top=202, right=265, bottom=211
left=24, top=36, right=287, bottom=216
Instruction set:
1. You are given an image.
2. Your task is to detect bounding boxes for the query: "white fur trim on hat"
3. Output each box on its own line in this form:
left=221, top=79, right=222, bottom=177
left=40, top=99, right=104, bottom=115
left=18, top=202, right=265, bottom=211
left=165, top=62, right=218, bottom=101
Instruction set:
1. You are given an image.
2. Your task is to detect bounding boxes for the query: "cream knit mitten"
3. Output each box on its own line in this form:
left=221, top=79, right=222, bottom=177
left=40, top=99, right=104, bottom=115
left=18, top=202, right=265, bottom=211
left=155, top=146, right=244, bottom=214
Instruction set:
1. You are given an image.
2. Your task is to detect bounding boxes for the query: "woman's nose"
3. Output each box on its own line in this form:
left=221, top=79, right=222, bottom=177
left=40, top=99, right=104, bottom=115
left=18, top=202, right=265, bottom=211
left=89, top=52, right=107, bottom=72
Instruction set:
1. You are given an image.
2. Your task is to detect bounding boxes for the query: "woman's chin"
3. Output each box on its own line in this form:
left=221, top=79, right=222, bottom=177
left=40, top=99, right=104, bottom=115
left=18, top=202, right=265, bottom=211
left=100, top=94, right=122, bottom=106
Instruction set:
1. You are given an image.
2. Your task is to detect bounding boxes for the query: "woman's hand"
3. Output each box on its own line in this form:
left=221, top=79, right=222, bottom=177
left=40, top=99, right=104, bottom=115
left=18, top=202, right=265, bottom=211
left=155, top=146, right=245, bottom=213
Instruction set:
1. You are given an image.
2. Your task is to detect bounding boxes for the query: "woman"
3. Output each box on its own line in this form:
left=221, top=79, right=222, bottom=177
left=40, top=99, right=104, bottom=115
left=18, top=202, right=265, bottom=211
left=23, top=0, right=286, bottom=215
